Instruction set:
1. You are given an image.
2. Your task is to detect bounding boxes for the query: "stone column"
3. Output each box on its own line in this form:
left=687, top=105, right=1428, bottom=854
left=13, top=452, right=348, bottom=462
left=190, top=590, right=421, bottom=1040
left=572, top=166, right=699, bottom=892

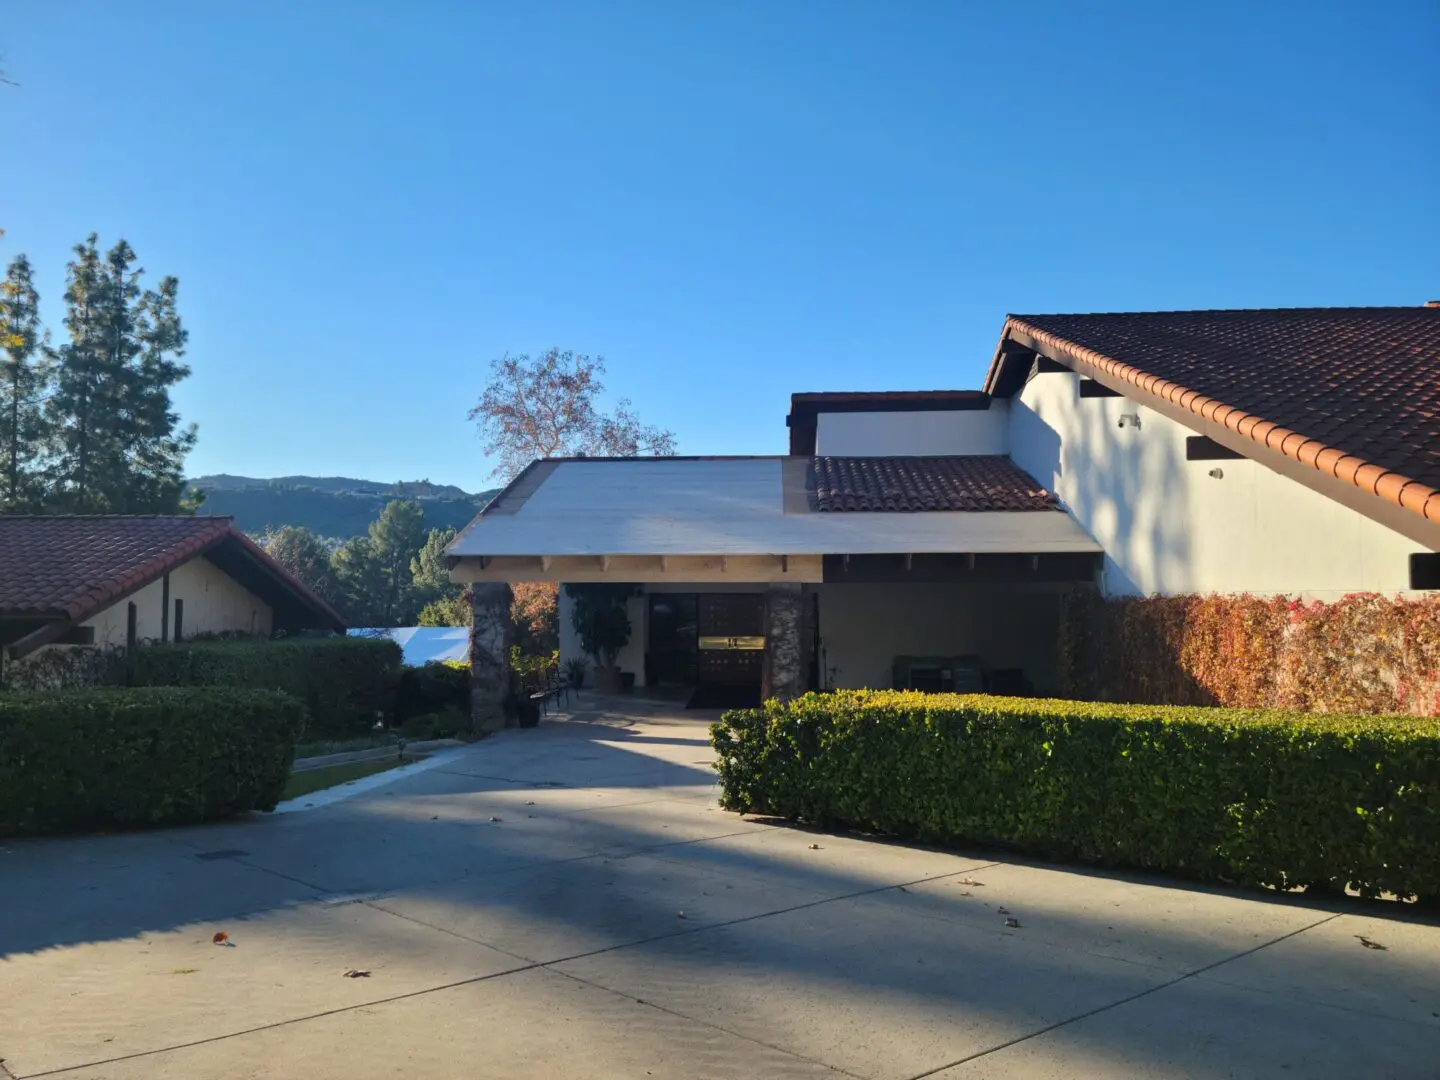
left=761, top=583, right=805, bottom=703
left=470, top=582, right=514, bottom=734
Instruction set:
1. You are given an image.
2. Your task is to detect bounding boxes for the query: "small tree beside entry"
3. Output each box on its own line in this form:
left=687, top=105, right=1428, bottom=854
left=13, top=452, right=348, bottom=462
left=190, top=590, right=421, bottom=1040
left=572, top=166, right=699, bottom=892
left=565, top=584, right=638, bottom=693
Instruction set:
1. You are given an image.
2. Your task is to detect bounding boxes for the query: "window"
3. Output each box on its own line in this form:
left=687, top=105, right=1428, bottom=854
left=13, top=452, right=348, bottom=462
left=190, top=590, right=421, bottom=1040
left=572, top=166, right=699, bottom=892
left=1409, top=553, right=1440, bottom=590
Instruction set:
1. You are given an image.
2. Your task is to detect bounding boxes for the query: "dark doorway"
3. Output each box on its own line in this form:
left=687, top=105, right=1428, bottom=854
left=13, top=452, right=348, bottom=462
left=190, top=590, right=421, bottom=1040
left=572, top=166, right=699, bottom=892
left=647, top=593, right=698, bottom=685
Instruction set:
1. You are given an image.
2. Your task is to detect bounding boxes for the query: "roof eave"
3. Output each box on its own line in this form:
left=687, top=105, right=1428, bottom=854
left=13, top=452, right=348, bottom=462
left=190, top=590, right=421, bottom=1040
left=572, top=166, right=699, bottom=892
left=1000, top=317, right=1440, bottom=551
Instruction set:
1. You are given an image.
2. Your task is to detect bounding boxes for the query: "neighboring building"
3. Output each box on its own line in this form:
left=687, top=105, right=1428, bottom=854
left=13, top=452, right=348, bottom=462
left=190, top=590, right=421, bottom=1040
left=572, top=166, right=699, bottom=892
left=349, top=626, right=468, bottom=666
left=0, top=515, right=346, bottom=685
left=448, top=305, right=1440, bottom=724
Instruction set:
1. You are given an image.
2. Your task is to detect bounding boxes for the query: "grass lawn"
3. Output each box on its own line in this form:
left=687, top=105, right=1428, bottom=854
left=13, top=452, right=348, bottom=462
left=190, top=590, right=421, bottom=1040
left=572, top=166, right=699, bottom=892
left=281, top=757, right=408, bottom=801
left=293, top=733, right=400, bottom=760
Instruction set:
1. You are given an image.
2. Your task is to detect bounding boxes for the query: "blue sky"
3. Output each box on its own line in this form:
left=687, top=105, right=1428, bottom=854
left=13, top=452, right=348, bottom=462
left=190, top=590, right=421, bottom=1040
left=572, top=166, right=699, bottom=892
left=3, top=2, right=1436, bottom=492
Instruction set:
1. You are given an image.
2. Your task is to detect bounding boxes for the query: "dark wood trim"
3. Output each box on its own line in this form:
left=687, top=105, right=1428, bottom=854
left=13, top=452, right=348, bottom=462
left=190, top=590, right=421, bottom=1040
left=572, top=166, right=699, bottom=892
left=174, top=597, right=185, bottom=641
left=823, top=552, right=1102, bottom=584
left=1079, top=378, right=1122, bottom=398
left=125, top=602, right=138, bottom=685
left=1185, top=436, right=1246, bottom=461
left=53, top=625, right=96, bottom=645
left=7, top=618, right=73, bottom=660
left=160, top=572, right=171, bottom=643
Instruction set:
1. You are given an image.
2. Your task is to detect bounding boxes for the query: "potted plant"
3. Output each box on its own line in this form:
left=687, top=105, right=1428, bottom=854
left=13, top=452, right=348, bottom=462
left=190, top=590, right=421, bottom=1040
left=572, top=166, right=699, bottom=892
left=563, top=657, right=588, bottom=689
left=566, top=584, right=638, bottom=694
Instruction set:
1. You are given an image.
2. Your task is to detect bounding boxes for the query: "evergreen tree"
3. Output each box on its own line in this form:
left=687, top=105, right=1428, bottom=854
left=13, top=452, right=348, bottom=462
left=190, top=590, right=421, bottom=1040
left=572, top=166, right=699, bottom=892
left=369, top=499, right=428, bottom=624
left=410, top=525, right=459, bottom=609
left=332, top=535, right=386, bottom=626
left=49, top=235, right=195, bottom=512
left=259, top=525, right=340, bottom=603
left=0, top=254, right=51, bottom=509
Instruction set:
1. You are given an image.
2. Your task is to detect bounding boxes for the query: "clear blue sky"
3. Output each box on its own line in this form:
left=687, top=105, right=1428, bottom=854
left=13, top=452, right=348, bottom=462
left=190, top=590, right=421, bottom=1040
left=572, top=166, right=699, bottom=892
left=3, top=2, right=1436, bottom=492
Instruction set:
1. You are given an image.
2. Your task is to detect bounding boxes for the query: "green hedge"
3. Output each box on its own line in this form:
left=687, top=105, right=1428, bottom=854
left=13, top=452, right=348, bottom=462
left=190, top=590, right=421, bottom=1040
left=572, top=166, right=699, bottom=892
left=711, top=691, right=1440, bottom=901
left=135, top=637, right=403, bottom=735
left=394, top=661, right=470, bottom=725
left=0, top=687, right=304, bottom=830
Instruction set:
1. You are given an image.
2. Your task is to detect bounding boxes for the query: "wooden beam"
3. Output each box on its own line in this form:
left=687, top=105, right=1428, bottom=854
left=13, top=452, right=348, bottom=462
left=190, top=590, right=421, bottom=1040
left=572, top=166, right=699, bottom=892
left=1185, top=435, right=1245, bottom=461
left=600, top=554, right=611, bottom=571
left=659, top=555, right=669, bottom=571
left=780, top=554, right=789, bottom=573
left=160, top=572, right=170, bottom=643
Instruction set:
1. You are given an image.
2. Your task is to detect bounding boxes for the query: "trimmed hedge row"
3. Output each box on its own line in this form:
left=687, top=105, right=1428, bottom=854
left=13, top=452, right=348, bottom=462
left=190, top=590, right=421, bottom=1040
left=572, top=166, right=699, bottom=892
left=394, top=661, right=469, bottom=725
left=135, top=637, right=403, bottom=735
left=0, top=687, right=304, bottom=829
left=711, top=691, right=1440, bottom=900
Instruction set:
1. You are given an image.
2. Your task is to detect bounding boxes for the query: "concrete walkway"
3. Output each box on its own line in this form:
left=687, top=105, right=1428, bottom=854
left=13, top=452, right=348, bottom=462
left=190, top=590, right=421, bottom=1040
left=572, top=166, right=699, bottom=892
left=2, top=694, right=1437, bottom=1079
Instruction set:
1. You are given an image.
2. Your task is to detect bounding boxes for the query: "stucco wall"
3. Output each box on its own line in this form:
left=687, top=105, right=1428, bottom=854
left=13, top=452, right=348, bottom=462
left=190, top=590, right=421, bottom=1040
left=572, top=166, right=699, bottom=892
left=815, top=404, right=1008, bottom=457
left=816, top=581, right=1067, bottom=693
left=1008, top=370, right=1424, bottom=600
left=84, top=555, right=274, bottom=647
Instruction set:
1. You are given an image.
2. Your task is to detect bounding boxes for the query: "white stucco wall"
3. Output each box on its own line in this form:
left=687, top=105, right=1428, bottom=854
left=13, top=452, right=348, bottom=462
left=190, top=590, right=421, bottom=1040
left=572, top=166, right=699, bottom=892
left=84, top=555, right=274, bottom=647
left=816, top=581, right=1067, bottom=694
left=815, top=404, right=1009, bottom=457
left=1008, top=371, right=1426, bottom=600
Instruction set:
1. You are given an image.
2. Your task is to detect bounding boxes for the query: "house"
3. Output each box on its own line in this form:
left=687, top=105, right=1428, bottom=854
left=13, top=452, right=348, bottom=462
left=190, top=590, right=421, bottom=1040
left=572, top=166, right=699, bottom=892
left=0, top=515, right=346, bottom=686
left=448, top=305, right=1440, bottom=727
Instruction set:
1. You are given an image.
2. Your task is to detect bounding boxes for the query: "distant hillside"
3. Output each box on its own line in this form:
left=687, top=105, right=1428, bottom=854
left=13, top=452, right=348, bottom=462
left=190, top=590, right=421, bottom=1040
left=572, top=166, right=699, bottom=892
left=190, top=475, right=500, bottom=539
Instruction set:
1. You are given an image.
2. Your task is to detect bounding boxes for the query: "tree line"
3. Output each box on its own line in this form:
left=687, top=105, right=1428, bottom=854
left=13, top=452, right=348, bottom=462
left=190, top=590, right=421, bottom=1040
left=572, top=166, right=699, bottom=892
left=261, top=499, right=558, bottom=650
left=0, top=237, right=196, bottom=513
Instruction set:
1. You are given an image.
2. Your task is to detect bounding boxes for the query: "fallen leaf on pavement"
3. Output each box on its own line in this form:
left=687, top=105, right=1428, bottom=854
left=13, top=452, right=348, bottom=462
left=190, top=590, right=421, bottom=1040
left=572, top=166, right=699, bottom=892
left=1356, top=936, right=1387, bottom=950
left=489, top=816, right=502, bottom=823
left=808, top=843, right=822, bottom=850
left=1004, top=917, right=1021, bottom=928
left=961, top=878, right=984, bottom=887
left=343, top=969, right=372, bottom=978
left=212, top=932, right=229, bottom=945
left=676, top=911, right=686, bottom=919
left=996, top=906, right=1011, bottom=915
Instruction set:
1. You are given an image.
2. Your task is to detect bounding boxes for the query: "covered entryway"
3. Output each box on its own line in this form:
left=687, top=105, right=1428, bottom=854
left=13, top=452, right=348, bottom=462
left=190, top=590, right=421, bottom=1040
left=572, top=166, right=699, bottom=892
left=447, top=456, right=1105, bottom=732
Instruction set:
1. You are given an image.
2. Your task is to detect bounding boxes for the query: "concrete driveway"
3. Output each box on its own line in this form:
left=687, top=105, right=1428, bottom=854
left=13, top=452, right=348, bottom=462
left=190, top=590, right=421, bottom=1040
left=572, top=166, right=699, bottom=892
left=2, top=696, right=1437, bottom=1080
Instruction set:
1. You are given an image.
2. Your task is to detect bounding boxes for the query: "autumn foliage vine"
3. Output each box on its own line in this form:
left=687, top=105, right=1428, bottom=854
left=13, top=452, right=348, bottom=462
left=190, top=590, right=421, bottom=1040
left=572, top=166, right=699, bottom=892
left=1059, top=592, right=1440, bottom=716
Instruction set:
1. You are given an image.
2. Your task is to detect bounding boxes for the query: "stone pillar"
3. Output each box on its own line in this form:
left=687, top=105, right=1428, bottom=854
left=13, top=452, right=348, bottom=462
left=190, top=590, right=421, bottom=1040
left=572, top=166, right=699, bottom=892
left=761, top=583, right=805, bottom=703
left=470, top=582, right=514, bottom=734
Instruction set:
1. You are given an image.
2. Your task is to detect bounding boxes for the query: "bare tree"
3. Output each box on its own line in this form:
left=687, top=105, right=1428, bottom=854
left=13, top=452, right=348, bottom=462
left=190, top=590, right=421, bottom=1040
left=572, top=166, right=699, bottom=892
left=469, top=349, right=676, bottom=481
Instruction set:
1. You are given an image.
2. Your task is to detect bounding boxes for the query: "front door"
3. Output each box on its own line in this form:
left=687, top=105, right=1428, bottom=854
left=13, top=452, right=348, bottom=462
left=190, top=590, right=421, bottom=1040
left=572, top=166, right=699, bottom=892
left=697, top=593, right=765, bottom=687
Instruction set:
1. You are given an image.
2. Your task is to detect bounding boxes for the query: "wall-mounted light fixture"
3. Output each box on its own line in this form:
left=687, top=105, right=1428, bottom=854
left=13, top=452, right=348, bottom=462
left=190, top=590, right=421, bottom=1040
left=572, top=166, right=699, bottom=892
left=1208, top=468, right=1224, bottom=480
left=1117, top=413, right=1142, bottom=429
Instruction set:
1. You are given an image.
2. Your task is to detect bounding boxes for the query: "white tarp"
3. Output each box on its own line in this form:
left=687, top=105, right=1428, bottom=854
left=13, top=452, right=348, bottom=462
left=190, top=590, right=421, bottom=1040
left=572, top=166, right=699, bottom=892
left=350, top=626, right=467, bottom=666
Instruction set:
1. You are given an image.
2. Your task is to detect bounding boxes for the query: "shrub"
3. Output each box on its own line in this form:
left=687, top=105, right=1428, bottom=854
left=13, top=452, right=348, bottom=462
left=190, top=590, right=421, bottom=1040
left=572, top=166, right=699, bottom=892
left=0, top=687, right=303, bottom=830
left=395, top=660, right=470, bottom=724
left=712, top=691, right=1440, bottom=901
left=1060, top=591, right=1440, bottom=716
left=135, top=637, right=402, bottom=736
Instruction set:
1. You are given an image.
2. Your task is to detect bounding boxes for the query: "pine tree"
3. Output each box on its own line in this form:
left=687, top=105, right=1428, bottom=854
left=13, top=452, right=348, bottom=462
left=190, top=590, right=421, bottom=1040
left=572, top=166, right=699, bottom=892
left=370, top=499, right=428, bottom=624
left=49, top=235, right=196, bottom=512
left=411, top=526, right=460, bottom=609
left=0, top=254, right=51, bottom=509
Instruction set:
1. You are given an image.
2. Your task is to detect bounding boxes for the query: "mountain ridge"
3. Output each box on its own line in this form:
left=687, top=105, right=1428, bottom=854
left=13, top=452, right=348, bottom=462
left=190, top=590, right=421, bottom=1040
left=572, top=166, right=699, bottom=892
left=189, top=474, right=500, bottom=539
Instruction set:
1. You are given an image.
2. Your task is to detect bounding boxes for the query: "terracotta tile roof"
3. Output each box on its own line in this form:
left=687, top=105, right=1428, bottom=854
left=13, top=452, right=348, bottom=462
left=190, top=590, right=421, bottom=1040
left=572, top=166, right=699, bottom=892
left=991, top=307, right=1440, bottom=526
left=811, top=456, right=1056, bottom=512
left=0, top=515, right=236, bottom=621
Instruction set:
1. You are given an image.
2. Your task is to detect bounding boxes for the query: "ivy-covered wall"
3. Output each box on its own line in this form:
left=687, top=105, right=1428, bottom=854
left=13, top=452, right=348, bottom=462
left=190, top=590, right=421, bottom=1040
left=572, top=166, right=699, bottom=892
left=1060, top=591, right=1440, bottom=716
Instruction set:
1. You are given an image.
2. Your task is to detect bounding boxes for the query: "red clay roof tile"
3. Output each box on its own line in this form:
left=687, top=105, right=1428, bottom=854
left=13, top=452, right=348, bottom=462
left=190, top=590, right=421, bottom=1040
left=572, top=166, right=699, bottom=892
left=995, top=307, right=1440, bottom=525
left=0, top=515, right=235, bottom=621
left=811, top=456, right=1056, bottom=512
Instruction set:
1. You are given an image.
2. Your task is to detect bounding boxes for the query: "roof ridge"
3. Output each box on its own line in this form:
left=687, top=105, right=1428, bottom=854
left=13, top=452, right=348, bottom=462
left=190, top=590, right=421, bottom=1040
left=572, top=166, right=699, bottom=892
left=0, top=513, right=235, bottom=521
